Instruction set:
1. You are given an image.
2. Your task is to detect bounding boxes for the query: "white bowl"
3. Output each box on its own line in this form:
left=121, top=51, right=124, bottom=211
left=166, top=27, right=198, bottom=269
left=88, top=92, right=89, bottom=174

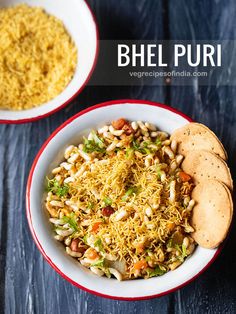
left=26, top=100, right=221, bottom=300
left=0, top=0, right=98, bottom=123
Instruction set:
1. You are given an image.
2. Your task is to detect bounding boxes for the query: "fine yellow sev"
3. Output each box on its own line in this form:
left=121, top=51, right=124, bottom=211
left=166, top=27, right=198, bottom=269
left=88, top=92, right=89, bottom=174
left=0, top=4, right=77, bottom=110
left=69, top=153, right=190, bottom=257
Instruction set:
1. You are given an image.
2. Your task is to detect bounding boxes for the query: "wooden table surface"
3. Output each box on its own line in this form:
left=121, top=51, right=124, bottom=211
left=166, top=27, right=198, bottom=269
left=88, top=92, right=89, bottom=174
left=1, top=0, right=236, bottom=313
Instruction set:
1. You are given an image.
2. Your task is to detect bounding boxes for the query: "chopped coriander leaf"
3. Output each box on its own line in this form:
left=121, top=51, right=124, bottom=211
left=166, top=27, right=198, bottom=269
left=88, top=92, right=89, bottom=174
left=155, top=138, right=162, bottom=147
left=132, top=140, right=152, bottom=154
left=142, top=141, right=151, bottom=148
left=62, top=213, right=78, bottom=231
left=167, top=238, right=173, bottom=248
left=142, top=147, right=151, bottom=154
left=53, top=225, right=62, bottom=232
left=87, top=202, right=94, bottom=209
left=122, top=186, right=138, bottom=201
left=133, top=140, right=148, bottom=154
left=125, top=147, right=134, bottom=158
left=182, top=244, right=187, bottom=257
left=175, top=244, right=181, bottom=252
left=83, top=135, right=106, bottom=154
left=175, top=244, right=187, bottom=262
left=91, top=130, right=104, bottom=147
left=147, top=266, right=166, bottom=277
left=94, top=238, right=104, bottom=252
left=103, top=268, right=111, bottom=278
left=91, top=258, right=105, bottom=267
left=83, top=234, right=88, bottom=244
left=132, top=140, right=140, bottom=150
left=103, top=197, right=112, bottom=206
left=46, top=177, right=69, bottom=197
left=156, top=166, right=162, bottom=179
left=145, top=256, right=151, bottom=261
left=114, top=147, right=122, bottom=153
left=70, top=231, right=80, bottom=239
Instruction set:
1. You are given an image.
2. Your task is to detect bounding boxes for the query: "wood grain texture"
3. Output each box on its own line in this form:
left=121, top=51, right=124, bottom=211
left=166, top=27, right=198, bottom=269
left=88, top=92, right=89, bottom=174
left=168, top=1, right=236, bottom=313
left=0, top=0, right=236, bottom=313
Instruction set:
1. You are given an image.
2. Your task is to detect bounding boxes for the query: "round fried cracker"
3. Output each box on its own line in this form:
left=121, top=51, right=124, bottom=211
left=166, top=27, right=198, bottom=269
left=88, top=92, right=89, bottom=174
left=191, top=180, right=232, bottom=248
left=182, top=150, right=233, bottom=190
left=170, top=123, right=227, bottom=160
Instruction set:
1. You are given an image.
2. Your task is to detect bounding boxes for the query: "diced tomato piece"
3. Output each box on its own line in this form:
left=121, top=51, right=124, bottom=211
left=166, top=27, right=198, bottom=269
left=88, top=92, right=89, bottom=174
left=133, top=260, right=148, bottom=270
left=179, top=171, right=192, bottom=182
left=167, top=222, right=175, bottom=231
left=91, top=221, right=102, bottom=233
left=136, top=243, right=144, bottom=253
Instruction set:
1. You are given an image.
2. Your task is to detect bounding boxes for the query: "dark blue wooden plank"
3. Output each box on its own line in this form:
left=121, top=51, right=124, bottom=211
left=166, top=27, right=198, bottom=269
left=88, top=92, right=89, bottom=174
left=168, top=0, right=236, bottom=313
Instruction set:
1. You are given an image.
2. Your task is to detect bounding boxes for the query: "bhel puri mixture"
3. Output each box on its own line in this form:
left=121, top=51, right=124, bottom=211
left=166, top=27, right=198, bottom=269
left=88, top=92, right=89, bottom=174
left=0, top=4, right=77, bottom=110
left=44, top=120, right=233, bottom=281
left=45, top=118, right=198, bottom=281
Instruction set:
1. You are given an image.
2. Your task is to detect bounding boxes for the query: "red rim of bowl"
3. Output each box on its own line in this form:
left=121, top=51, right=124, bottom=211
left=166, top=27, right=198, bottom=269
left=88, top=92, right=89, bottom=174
left=26, top=99, right=223, bottom=300
left=0, top=0, right=99, bottom=124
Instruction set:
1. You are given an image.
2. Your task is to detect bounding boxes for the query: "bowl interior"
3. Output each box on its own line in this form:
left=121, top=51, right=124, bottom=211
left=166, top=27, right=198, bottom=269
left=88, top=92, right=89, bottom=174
left=0, top=0, right=97, bottom=121
left=28, top=102, right=217, bottom=299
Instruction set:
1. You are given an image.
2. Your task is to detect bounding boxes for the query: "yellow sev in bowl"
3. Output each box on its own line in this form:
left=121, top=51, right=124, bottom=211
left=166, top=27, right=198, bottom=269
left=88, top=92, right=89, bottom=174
left=0, top=4, right=77, bottom=110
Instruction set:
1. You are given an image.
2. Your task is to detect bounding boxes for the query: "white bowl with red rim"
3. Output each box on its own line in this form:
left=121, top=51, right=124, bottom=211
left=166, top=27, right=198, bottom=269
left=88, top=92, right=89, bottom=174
left=0, top=0, right=99, bottom=124
left=26, top=99, right=221, bottom=300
